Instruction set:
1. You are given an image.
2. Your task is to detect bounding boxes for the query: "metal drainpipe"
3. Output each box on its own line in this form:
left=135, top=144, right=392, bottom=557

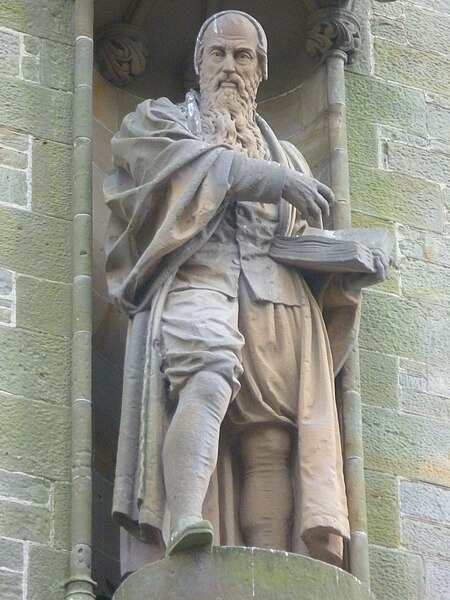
left=65, top=1, right=95, bottom=598
left=324, top=50, right=371, bottom=586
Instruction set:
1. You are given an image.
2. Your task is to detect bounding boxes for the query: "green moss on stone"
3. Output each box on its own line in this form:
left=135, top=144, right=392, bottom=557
left=363, top=405, right=450, bottom=485
left=0, top=391, right=70, bottom=478
left=16, top=275, right=71, bottom=337
left=365, top=470, right=400, bottom=547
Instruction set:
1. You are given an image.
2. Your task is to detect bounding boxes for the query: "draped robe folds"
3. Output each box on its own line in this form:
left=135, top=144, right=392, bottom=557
left=104, top=92, right=360, bottom=567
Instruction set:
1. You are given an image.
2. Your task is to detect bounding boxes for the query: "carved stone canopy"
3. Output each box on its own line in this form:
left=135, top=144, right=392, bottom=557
left=93, top=0, right=395, bottom=100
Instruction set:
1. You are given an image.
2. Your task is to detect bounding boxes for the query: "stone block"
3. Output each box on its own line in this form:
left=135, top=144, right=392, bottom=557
left=0, top=146, right=28, bottom=169
left=387, top=141, right=450, bottom=186
left=0, top=126, right=29, bottom=151
left=351, top=212, right=394, bottom=231
left=40, top=39, right=74, bottom=92
left=369, top=545, right=425, bottom=600
left=360, top=290, right=450, bottom=365
left=0, top=75, right=72, bottom=144
left=358, top=292, right=420, bottom=362
left=426, top=558, right=450, bottom=600
left=0, top=28, right=20, bottom=77
left=346, top=0, right=372, bottom=76
left=429, top=366, right=450, bottom=399
left=379, top=124, right=429, bottom=149
left=350, top=164, right=443, bottom=232
left=16, top=275, right=71, bottom=336
left=0, top=570, right=22, bottom=600
left=347, top=119, right=379, bottom=168
left=400, top=388, right=450, bottom=422
left=444, top=185, right=450, bottom=212
left=0, top=267, right=13, bottom=295
left=400, top=480, right=450, bottom=524
left=0, top=326, right=70, bottom=403
left=400, top=259, right=450, bottom=308
left=31, top=138, right=72, bottom=220
left=27, top=545, right=70, bottom=600
left=23, top=34, right=40, bottom=56
left=0, top=306, right=12, bottom=324
left=371, top=0, right=403, bottom=18
left=21, top=55, right=39, bottom=83
left=406, top=7, right=450, bottom=56
left=0, top=165, right=27, bottom=206
left=0, top=537, right=24, bottom=572
left=398, top=226, right=450, bottom=268
left=402, top=518, right=450, bottom=560
left=0, top=499, right=50, bottom=543
left=53, top=482, right=71, bottom=550
left=346, top=73, right=427, bottom=136
left=363, top=405, right=450, bottom=485
left=0, top=468, right=50, bottom=504
left=428, top=103, right=450, bottom=141
left=365, top=470, right=400, bottom=547
left=375, top=39, right=450, bottom=95
left=0, top=392, right=70, bottom=479
left=0, top=204, right=71, bottom=282
left=398, top=232, right=424, bottom=261
left=435, top=0, right=450, bottom=14
left=399, top=372, right=427, bottom=392
left=372, top=16, right=407, bottom=44
left=0, top=0, right=73, bottom=44
left=360, top=349, right=398, bottom=409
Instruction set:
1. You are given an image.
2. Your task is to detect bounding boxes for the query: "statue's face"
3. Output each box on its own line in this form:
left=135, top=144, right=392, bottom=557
left=199, top=15, right=261, bottom=100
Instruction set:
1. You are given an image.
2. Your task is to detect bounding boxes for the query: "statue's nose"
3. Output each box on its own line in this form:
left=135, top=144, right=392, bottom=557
left=222, top=55, right=236, bottom=74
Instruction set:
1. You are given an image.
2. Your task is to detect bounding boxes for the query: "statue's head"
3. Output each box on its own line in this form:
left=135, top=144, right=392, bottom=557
left=194, top=11, right=267, bottom=159
left=194, top=11, right=268, bottom=101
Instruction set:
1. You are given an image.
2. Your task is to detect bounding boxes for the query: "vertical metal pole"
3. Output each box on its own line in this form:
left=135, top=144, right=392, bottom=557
left=66, top=1, right=95, bottom=598
left=324, top=50, right=370, bottom=586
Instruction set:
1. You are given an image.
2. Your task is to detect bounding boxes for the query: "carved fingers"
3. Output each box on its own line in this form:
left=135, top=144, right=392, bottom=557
left=343, top=249, right=390, bottom=290
left=282, top=172, right=335, bottom=220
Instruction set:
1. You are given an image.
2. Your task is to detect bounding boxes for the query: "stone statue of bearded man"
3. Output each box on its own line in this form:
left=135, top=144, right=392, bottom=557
left=105, top=10, right=360, bottom=577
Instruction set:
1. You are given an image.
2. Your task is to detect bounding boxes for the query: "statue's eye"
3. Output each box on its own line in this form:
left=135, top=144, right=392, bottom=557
left=236, top=51, right=252, bottom=61
left=211, top=49, right=224, bottom=58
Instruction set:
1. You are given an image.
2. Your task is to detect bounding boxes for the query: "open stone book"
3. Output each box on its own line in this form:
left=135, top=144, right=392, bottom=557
left=269, top=227, right=393, bottom=274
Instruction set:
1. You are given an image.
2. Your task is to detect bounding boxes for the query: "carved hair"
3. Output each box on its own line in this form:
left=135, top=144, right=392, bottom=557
left=199, top=68, right=266, bottom=160
left=194, top=11, right=268, bottom=80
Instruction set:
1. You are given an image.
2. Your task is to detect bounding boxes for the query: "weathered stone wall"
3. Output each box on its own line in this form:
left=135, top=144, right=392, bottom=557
left=347, top=2, right=450, bottom=599
left=0, top=1, right=74, bottom=598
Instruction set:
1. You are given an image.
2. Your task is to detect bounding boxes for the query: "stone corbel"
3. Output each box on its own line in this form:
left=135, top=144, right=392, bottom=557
left=94, top=0, right=156, bottom=87
left=95, top=23, right=148, bottom=87
left=306, top=8, right=361, bottom=64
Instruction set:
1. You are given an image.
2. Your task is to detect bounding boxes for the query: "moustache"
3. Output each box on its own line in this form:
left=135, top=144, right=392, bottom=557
left=216, top=74, right=245, bottom=93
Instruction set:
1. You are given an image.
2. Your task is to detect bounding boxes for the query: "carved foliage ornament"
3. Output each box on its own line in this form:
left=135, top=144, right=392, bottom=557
left=95, top=23, right=148, bottom=87
left=306, top=9, right=361, bottom=63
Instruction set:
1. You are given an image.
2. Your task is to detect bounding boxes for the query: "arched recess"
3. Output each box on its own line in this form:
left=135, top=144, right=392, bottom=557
left=91, top=0, right=367, bottom=596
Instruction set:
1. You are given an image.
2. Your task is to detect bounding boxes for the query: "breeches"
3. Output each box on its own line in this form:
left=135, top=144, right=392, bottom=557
left=161, top=275, right=327, bottom=429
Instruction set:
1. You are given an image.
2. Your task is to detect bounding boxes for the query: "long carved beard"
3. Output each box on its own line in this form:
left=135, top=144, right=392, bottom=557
left=199, top=71, right=266, bottom=160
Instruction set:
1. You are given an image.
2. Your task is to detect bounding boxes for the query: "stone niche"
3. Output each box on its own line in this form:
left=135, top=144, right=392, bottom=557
left=91, top=0, right=364, bottom=596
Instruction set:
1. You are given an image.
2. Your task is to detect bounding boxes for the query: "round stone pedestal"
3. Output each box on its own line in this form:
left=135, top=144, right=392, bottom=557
left=113, top=546, right=375, bottom=600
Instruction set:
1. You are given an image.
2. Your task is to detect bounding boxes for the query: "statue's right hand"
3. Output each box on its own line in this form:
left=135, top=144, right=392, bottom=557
left=282, top=171, right=335, bottom=220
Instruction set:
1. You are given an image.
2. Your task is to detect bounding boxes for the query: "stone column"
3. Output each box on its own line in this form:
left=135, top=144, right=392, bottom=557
left=306, top=7, right=371, bottom=587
